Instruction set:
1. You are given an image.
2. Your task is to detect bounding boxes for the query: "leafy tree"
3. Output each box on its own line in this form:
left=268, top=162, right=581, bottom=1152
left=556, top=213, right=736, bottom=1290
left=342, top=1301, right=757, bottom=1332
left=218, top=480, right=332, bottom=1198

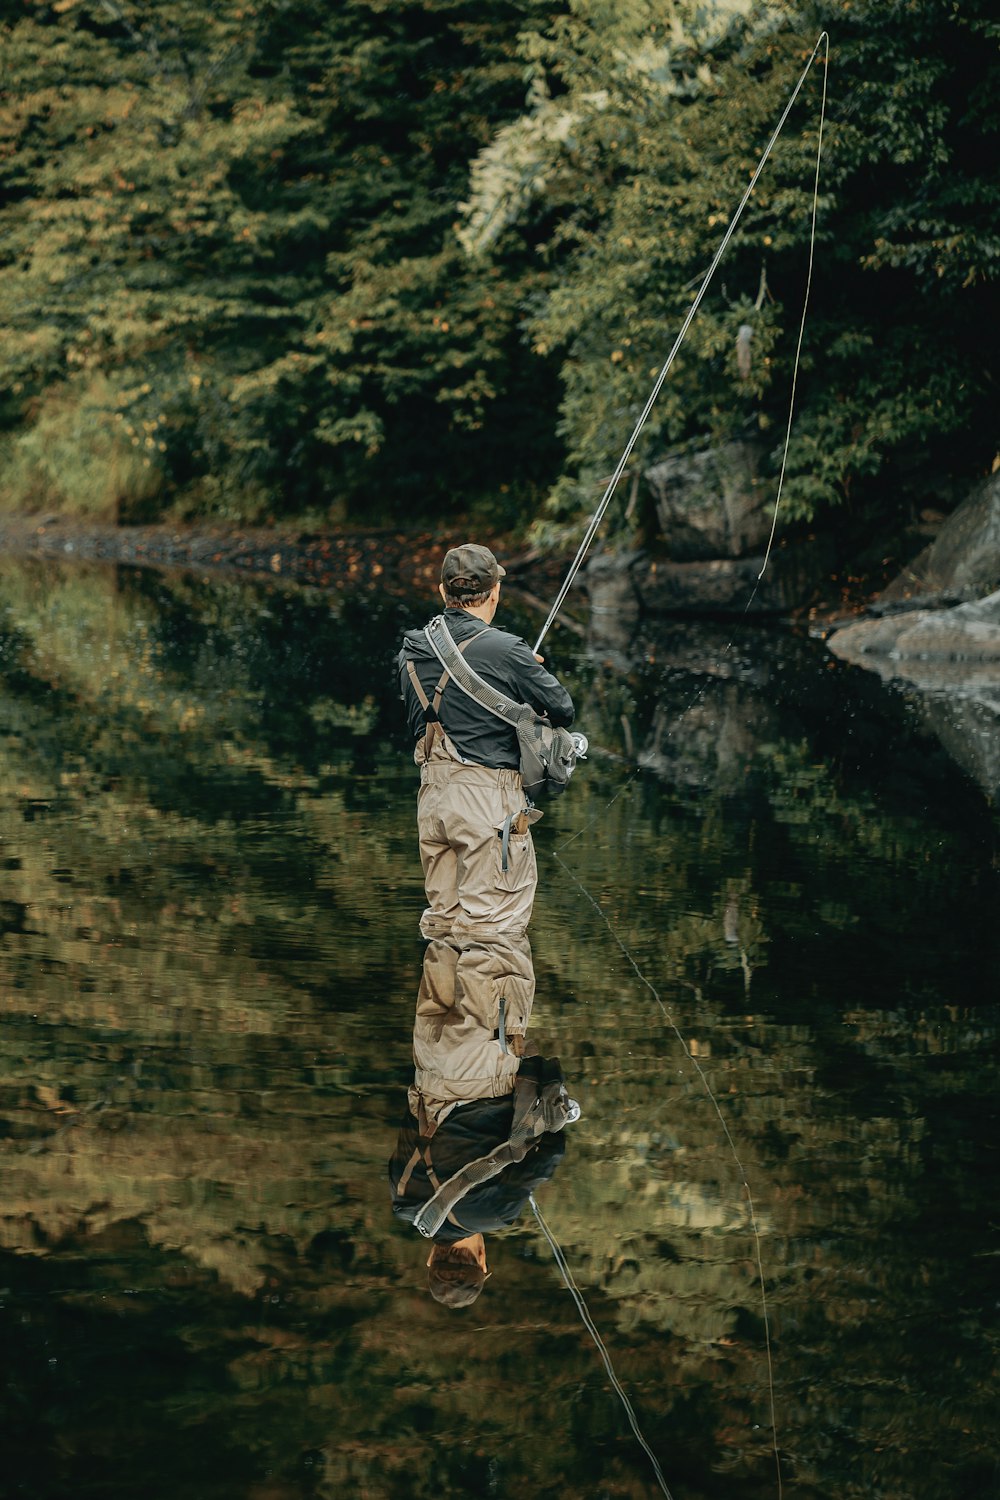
left=0, top=0, right=562, bottom=523
left=459, top=0, right=1000, bottom=540
left=1, top=0, right=996, bottom=540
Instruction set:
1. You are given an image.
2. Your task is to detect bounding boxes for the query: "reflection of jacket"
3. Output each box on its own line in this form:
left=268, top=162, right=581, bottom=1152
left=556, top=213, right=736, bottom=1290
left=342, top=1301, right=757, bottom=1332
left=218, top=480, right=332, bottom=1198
left=398, top=608, right=574, bottom=769
left=388, top=1084, right=567, bottom=1244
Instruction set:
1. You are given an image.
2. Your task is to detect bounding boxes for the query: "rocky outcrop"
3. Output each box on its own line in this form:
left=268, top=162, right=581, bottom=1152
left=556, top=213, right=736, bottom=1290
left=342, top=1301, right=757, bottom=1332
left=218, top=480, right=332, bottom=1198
left=878, top=469, right=1000, bottom=604
left=829, top=590, right=1000, bottom=672
left=821, top=471, right=1000, bottom=799
left=828, top=591, right=1000, bottom=799
left=584, top=439, right=830, bottom=617
left=586, top=538, right=829, bottom=629
left=645, top=440, right=772, bottom=560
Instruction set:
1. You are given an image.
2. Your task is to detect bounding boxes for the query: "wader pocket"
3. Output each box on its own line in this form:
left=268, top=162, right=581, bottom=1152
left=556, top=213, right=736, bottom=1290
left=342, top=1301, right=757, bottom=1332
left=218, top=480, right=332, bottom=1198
left=494, top=817, right=537, bottom=893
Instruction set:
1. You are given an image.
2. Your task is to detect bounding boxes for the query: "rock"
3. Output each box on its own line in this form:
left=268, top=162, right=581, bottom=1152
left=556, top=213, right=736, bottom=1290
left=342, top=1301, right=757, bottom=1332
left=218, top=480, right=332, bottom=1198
left=879, top=469, right=1000, bottom=604
left=584, top=537, right=832, bottom=623
left=583, top=438, right=834, bottom=616
left=635, top=555, right=778, bottom=612
left=585, top=548, right=643, bottom=622
left=831, top=466, right=1000, bottom=797
left=828, top=591, right=1000, bottom=799
left=828, top=590, right=1000, bottom=678
left=645, top=441, right=772, bottom=561
left=633, top=539, right=833, bottom=615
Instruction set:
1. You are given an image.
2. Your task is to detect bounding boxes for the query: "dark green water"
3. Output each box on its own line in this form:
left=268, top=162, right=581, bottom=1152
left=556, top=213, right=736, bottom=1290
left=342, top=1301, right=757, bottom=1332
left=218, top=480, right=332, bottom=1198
left=0, top=556, right=997, bottom=1500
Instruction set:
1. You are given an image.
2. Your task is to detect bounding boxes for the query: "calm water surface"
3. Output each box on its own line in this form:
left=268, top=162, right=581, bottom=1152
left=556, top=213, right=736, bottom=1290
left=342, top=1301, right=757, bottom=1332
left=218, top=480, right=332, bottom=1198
left=0, top=556, right=997, bottom=1500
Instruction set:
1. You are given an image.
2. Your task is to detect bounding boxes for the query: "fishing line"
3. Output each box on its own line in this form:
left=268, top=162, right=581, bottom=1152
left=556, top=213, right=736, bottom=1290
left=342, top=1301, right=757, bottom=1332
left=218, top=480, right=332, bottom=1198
left=528, top=1191, right=675, bottom=1500
left=555, top=25, right=828, bottom=866
left=552, top=848, right=782, bottom=1497
left=530, top=35, right=830, bottom=1497
left=751, top=29, right=829, bottom=601
left=533, top=30, right=830, bottom=657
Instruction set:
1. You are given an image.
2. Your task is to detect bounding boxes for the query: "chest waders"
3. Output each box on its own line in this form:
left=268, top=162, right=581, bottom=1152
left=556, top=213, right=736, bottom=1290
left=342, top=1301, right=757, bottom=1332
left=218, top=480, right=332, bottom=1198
left=404, top=633, right=531, bottom=875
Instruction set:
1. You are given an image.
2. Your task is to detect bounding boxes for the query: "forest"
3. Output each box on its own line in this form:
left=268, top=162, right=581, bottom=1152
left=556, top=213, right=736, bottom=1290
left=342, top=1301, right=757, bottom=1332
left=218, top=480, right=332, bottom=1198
left=0, top=0, right=997, bottom=551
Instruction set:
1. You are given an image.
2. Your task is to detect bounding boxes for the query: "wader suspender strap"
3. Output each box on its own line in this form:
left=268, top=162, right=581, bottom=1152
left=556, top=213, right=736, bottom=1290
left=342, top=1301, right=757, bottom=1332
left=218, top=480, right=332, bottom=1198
left=397, top=1135, right=464, bottom=1232
left=405, top=638, right=475, bottom=759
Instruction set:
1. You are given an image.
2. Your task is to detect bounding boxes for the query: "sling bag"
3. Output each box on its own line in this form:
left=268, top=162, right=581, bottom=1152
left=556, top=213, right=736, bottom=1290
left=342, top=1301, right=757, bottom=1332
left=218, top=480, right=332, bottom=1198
left=421, top=614, right=583, bottom=800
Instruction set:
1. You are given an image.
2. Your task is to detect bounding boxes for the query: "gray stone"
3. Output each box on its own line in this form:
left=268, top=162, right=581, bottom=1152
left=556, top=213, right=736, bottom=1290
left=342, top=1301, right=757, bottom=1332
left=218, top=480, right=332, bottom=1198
left=879, top=470, right=1000, bottom=604
left=585, top=548, right=643, bottom=622
left=632, top=547, right=825, bottom=614
left=828, top=590, right=1000, bottom=674
left=828, top=591, right=1000, bottom=799
left=645, top=440, right=772, bottom=561
left=583, top=537, right=831, bottom=622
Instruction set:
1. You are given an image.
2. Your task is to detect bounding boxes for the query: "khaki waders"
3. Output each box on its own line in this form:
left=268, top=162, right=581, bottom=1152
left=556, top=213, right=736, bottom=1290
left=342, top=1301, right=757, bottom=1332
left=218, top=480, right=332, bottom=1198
left=407, top=654, right=538, bottom=942
left=416, top=740, right=537, bottom=942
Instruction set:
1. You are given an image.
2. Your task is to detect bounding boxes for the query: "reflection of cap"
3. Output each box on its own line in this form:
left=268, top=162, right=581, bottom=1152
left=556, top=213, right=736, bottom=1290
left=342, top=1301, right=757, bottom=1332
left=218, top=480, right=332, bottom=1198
left=441, top=543, right=506, bottom=596
left=426, top=1247, right=488, bottom=1308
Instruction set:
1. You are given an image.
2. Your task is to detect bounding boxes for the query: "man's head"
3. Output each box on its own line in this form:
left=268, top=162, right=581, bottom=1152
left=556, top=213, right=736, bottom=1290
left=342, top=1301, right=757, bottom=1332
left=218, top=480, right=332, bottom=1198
left=439, top=544, right=506, bottom=615
left=426, top=1232, right=489, bottom=1308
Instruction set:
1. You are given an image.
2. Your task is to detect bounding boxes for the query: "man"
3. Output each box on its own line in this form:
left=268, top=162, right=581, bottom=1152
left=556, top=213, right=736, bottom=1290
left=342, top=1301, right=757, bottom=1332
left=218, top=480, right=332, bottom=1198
left=398, top=543, right=574, bottom=943
left=388, top=937, right=574, bottom=1308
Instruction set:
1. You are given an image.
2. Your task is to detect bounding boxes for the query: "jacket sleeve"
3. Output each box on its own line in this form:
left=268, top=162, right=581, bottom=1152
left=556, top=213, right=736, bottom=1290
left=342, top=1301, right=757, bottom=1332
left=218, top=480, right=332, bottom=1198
left=506, top=639, right=575, bottom=727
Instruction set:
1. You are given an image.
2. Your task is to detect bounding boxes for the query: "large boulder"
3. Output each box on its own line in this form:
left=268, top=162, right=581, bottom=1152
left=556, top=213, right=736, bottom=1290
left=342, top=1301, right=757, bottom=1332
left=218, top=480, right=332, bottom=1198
left=827, top=590, right=1000, bottom=690
left=827, top=591, right=1000, bottom=800
left=584, top=439, right=831, bottom=616
left=879, top=469, right=1000, bottom=604
left=645, top=440, right=772, bottom=561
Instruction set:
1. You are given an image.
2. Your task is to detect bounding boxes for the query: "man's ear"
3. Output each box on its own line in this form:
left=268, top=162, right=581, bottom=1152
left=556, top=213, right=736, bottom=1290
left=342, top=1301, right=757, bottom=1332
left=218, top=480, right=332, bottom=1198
left=438, top=583, right=447, bottom=604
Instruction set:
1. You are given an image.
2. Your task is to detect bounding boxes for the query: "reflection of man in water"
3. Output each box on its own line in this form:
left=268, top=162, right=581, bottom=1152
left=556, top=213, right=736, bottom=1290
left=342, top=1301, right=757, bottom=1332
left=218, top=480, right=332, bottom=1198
left=388, top=938, right=576, bottom=1307
left=397, top=543, right=574, bottom=942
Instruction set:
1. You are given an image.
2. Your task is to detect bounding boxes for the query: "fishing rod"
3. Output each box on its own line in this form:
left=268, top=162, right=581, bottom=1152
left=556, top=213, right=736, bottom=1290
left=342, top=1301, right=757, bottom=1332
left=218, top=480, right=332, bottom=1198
left=533, top=31, right=830, bottom=657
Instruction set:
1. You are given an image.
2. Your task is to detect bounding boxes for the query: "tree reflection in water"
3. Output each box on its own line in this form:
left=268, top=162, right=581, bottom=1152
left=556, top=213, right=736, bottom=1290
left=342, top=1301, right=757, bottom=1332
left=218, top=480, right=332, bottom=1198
left=0, top=556, right=996, bottom=1498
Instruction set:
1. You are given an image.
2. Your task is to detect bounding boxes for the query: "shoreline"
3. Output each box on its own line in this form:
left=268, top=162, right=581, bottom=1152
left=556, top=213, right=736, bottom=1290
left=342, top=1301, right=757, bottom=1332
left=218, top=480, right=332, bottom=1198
left=0, top=513, right=550, bottom=598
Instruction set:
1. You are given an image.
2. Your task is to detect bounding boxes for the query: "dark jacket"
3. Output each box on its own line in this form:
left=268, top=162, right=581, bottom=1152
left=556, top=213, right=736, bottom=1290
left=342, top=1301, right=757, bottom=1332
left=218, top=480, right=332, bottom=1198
left=397, top=608, right=574, bottom=769
left=387, top=1094, right=567, bottom=1243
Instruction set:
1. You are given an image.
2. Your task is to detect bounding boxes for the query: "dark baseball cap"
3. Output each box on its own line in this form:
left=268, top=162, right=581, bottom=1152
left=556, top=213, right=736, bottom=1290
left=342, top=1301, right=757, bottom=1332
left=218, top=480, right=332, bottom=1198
left=440, top=543, right=506, bottom=596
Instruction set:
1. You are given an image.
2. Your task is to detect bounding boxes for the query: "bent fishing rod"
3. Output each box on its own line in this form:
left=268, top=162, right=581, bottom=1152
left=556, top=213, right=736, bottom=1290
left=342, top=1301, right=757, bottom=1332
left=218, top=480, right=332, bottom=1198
left=532, top=31, right=830, bottom=657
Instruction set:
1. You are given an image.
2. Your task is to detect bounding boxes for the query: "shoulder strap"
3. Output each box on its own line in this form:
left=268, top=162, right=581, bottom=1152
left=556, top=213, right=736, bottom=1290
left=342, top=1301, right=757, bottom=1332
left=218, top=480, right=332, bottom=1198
left=412, top=1137, right=524, bottom=1239
left=405, top=635, right=477, bottom=759
left=424, top=616, right=535, bottom=729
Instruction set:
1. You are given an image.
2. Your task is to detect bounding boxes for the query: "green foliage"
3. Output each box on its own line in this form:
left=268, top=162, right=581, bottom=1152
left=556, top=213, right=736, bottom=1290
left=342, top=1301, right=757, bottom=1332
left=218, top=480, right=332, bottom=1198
left=460, top=0, right=1000, bottom=537
left=0, top=0, right=563, bottom=523
left=0, top=0, right=996, bottom=537
left=0, top=373, right=162, bottom=519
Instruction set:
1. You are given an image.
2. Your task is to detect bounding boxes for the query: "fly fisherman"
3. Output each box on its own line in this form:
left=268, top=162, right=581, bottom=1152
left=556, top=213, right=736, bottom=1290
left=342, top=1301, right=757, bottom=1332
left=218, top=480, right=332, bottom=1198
left=388, top=937, right=576, bottom=1307
left=398, top=544, right=574, bottom=943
